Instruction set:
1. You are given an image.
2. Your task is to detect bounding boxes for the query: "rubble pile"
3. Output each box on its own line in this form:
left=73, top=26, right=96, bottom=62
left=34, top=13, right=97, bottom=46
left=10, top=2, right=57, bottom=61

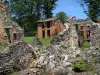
left=82, top=23, right=100, bottom=75
left=30, top=37, right=43, bottom=58
left=36, top=22, right=80, bottom=74
left=0, top=42, right=36, bottom=74
left=0, top=22, right=81, bottom=75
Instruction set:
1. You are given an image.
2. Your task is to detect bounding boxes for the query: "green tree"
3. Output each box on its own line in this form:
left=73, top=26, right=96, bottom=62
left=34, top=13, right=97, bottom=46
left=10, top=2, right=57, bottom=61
left=79, top=0, right=100, bottom=21
left=42, top=0, right=58, bottom=18
left=10, top=0, right=43, bottom=36
left=9, top=0, right=58, bottom=36
left=56, top=12, right=68, bottom=24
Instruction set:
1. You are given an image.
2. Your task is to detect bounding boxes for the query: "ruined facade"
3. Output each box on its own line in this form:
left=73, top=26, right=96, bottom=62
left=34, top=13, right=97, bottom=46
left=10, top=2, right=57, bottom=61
left=37, top=18, right=64, bottom=38
left=71, top=19, right=92, bottom=41
left=0, top=1, right=23, bottom=43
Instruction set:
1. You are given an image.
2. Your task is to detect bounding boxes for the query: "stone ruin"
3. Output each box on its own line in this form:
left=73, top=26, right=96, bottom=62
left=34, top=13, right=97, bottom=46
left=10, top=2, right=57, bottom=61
left=0, top=21, right=80, bottom=75
left=90, top=23, right=100, bottom=49
left=0, top=0, right=24, bottom=44
left=33, top=21, right=80, bottom=74
left=1, top=19, right=100, bottom=75
left=0, top=42, right=36, bottom=74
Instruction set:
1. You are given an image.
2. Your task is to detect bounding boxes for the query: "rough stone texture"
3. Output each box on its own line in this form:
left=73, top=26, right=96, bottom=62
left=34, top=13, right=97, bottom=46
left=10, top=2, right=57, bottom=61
left=0, top=42, right=36, bottom=74
left=31, top=37, right=42, bottom=47
left=0, top=2, right=8, bottom=43
left=30, top=37, right=44, bottom=58
left=0, top=2, right=24, bottom=44
left=90, top=23, right=100, bottom=49
left=36, top=22, right=80, bottom=74
left=80, top=23, right=100, bottom=75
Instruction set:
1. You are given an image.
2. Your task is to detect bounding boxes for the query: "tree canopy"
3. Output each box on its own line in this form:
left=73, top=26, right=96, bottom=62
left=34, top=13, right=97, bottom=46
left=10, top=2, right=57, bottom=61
left=56, top=12, right=68, bottom=24
left=79, top=0, right=100, bottom=21
left=9, top=0, right=58, bottom=36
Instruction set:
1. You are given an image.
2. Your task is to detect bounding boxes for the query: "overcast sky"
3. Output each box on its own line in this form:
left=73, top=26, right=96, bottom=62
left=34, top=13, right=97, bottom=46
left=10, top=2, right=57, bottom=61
left=53, top=0, right=87, bottom=19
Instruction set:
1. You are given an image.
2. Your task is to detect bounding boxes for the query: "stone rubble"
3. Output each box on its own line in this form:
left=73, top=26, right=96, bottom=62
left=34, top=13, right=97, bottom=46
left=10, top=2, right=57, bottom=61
left=0, top=21, right=81, bottom=75
left=0, top=42, right=36, bottom=74
left=75, top=22, right=100, bottom=75
left=36, top=22, right=80, bottom=74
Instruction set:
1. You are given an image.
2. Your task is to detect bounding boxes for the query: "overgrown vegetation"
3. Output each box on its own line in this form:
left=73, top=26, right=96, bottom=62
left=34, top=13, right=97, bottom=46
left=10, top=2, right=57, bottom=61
left=73, top=59, right=86, bottom=72
left=0, top=43, right=9, bottom=52
left=82, top=41, right=91, bottom=49
left=73, top=59, right=95, bottom=73
left=38, top=37, right=53, bottom=46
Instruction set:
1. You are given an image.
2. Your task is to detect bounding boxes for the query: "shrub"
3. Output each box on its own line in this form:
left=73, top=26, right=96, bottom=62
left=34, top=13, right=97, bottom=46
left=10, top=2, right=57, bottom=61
left=73, top=59, right=86, bottom=72
left=38, top=37, right=53, bottom=46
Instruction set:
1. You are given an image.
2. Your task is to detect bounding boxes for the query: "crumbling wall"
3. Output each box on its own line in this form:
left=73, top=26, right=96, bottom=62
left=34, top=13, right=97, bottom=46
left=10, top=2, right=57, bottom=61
left=0, top=22, right=7, bottom=43
left=0, top=42, right=36, bottom=74
left=36, top=22, right=80, bottom=74
left=0, top=2, right=8, bottom=43
left=79, top=23, right=100, bottom=75
left=90, top=23, right=100, bottom=49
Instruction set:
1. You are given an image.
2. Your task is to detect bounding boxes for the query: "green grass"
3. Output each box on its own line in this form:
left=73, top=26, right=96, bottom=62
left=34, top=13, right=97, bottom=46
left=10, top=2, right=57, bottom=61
left=24, top=36, right=33, bottom=44
left=82, top=41, right=91, bottom=49
left=24, top=36, right=53, bottom=46
left=38, top=37, right=53, bottom=46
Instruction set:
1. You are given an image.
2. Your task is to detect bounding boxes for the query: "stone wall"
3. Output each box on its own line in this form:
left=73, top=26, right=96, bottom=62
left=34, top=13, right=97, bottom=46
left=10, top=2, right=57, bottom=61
left=36, top=22, right=80, bottom=74
left=90, top=23, right=100, bottom=49
left=0, top=22, right=7, bottom=43
left=80, top=23, right=100, bottom=75
left=0, top=2, right=8, bottom=43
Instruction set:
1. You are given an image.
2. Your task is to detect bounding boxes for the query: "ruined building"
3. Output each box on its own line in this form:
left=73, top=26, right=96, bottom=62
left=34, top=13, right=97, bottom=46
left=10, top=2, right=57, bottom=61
left=71, top=19, right=92, bottom=41
left=0, top=0, right=23, bottom=43
left=37, top=18, right=64, bottom=38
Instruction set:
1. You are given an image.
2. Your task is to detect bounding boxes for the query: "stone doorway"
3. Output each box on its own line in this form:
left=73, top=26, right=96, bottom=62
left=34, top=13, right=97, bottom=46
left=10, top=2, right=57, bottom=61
left=5, top=28, right=11, bottom=43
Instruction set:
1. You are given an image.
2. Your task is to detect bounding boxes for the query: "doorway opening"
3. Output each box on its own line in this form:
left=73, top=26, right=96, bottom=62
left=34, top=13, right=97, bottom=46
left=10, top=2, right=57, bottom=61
left=47, top=30, right=50, bottom=37
left=13, top=33, right=17, bottom=41
left=5, top=28, right=11, bottom=43
left=42, top=30, right=45, bottom=38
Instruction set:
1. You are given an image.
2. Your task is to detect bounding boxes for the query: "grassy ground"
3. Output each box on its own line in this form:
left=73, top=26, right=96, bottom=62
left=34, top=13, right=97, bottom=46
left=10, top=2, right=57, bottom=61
left=24, top=36, right=53, bottom=46
left=24, top=36, right=33, bottom=44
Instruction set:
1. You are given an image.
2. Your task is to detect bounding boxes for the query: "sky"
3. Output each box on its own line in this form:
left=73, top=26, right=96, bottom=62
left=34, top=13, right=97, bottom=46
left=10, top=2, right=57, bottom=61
left=53, top=0, right=87, bottom=19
